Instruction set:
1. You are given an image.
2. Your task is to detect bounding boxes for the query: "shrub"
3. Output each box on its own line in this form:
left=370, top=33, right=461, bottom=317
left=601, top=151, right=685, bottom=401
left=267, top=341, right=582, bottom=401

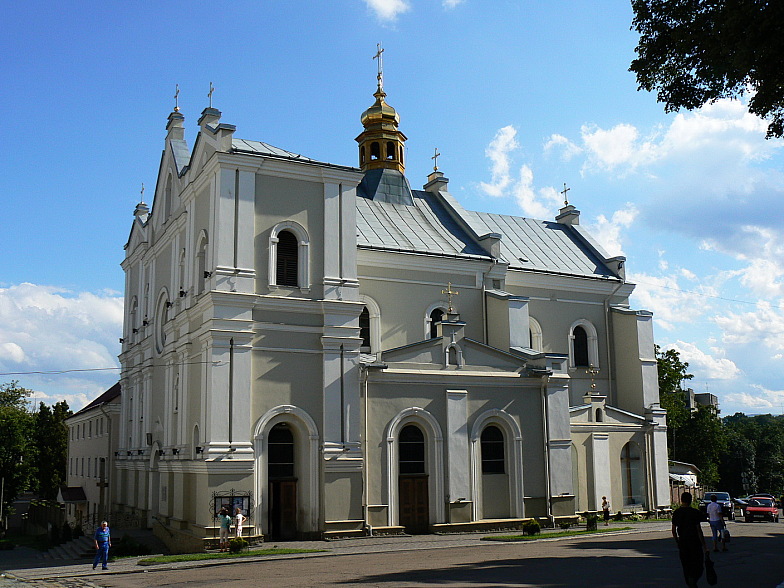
left=586, top=514, right=598, bottom=531
left=229, top=537, right=249, bottom=553
left=558, top=521, right=571, bottom=530
left=522, top=520, right=541, bottom=536
left=613, top=510, right=624, bottom=521
left=0, top=539, right=14, bottom=550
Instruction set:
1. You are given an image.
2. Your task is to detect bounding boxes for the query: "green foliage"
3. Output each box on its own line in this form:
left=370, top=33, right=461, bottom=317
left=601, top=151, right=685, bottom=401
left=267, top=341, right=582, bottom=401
left=228, top=537, right=249, bottom=553
left=586, top=514, right=598, bottom=531
left=31, top=400, right=71, bottom=499
left=630, top=0, right=784, bottom=138
left=522, top=520, right=540, bottom=536
left=0, top=382, right=35, bottom=514
left=721, top=413, right=784, bottom=497
left=656, top=345, right=692, bottom=458
left=558, top=521, right=571, bottom=530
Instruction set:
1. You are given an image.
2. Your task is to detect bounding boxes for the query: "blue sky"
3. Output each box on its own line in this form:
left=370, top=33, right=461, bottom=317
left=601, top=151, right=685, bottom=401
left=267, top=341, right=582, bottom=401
left=1, top=0, right=782, bottom=414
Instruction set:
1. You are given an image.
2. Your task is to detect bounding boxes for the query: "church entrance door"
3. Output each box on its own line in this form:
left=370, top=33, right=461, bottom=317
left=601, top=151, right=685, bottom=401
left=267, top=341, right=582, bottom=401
left=268, top=423, right=297, bottom=540
left=398, top=424, right=429, bottom=533
left=269, top=479, right=297, bottom=540
left=399, top=475, right=429, bottom=533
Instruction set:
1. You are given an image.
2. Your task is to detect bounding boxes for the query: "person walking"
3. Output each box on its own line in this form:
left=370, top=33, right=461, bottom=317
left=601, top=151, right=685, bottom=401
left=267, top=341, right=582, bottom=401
left=706, top=494, right=727, bottom=552
left=602, top=496, right=611, bottom=526
left=218, top=508, right=232, bottom=551
left=672, top=491, right=709, bottom=587
left=234, top=506, right=246, bottom=538
left=92, top=521, right=111, bottom=571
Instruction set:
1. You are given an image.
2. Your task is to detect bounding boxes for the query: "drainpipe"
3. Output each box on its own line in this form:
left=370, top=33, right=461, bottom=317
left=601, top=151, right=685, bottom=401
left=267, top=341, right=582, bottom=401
left=361, top=365, right=372, bottom=537
left=541, top=374, right=554, bottom=526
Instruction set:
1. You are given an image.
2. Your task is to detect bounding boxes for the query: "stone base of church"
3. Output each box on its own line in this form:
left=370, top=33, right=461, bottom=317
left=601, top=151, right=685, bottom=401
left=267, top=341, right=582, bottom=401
left=431, top=518, right=530, bottom=534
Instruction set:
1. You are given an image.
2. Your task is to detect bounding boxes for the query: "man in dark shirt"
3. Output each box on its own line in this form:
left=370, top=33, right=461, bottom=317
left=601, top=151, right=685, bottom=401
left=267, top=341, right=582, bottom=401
left=672, top=492, right=709, bottom=587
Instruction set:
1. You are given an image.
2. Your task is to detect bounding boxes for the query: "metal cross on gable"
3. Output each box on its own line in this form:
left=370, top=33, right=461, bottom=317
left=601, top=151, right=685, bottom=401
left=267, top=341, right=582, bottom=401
left=432, top=147, right=441, bottom=171
left=373, top=43, right=384, bottom=87
left=208, top=82, right=215, bottom=108
left=174, top=84, right=180, bottom=112
left=586, top=365, right=600, bottom=393
left=561, top=182, right=571, bottom=206
left=442, top=282, right=459, bottom=313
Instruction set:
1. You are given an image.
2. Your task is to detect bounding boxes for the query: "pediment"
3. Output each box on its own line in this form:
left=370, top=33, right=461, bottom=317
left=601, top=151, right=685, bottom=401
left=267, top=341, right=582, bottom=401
left=380, top=337, right=527, bottom=373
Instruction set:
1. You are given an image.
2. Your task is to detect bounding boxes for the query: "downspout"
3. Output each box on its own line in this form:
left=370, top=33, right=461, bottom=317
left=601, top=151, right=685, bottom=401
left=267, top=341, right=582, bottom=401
left=361, top=365, right=372, bottom=537
left=541, top=374, right=554, bottom=526
left=99, top=403, right=112, bottom=522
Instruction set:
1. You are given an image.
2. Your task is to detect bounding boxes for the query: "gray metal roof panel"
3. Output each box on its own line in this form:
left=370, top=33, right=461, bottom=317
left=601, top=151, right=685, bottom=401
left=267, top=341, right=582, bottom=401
left=356, top=190, right=489, bottom=258
left=232, top=138, right=315, bottom=161
left=472, top=212, right=612, bottom=276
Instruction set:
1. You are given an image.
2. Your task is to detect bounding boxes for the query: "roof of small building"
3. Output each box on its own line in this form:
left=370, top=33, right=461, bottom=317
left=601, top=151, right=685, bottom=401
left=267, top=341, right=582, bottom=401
left=70, top=382, right=120, bottom=419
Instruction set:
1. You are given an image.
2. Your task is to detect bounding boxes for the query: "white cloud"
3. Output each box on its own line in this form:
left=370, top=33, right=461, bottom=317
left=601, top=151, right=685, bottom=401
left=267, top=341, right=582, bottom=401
left=666, top=340, right=741, bottom=380
left=442, top=0, right=464, bottom=7
left=544, top=134, right=582, bottom=161
left=584, top=204, right=638, bottom=257
left=629, top=272, right=709, bottom=331
left=725, top=384, right=784, bottom=410
left=364, top=0, right=410, bottom=21
left=0, top=283, right=123, bottom=411
left=480, top=125, right=562, bottom=217
left=713, top=301, right=784, bottom=353
left=580, top=123, right=657, bottom=174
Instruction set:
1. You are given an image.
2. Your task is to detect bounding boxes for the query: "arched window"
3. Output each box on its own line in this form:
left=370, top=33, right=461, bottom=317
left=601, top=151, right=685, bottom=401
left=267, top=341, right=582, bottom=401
left=360, top=146, right=366, bottom=165
left=155, top=292, right=171, bottom=354
left=268, top=423, right=295, bottom=479
left=569, top=320, right=599, bottom=369
left=429, top=308, right=444, bottom=339
left=386, top=141, right=396, bottom=160
left=269, top=222, right=309, bottom=290
left=529, top=317, right=543, bottom=351
left=399, top=425, right=425, bottom=475
left=595, top=408, right=604, bottom=422
left=573, top=326, right=589, bottom=367
left=480, top=425, right=505, bottom=474
left=276, top=231, right=299, bottom=287
left=195, top=231, right=208, bottom=295
left=359, top=307, right=371, bottom=351
left=163, top=174, right=172, bottom=220
left=370, top=142, right=380, bottom=160
left=621, top=441, right=643, bottom=506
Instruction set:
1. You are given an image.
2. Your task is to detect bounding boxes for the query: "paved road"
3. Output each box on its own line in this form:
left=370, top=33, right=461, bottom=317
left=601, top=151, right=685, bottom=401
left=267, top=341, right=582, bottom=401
left=4, top=520, right=784, bottom=587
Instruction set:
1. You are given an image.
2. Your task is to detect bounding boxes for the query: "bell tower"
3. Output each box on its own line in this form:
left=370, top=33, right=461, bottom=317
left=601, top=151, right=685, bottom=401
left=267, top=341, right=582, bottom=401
left=355, top=44, right=407, bottom=174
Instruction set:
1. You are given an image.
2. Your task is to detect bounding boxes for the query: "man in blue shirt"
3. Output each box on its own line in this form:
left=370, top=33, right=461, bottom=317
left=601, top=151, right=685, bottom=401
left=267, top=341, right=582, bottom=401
left=92, top=521, right=111, bottom=570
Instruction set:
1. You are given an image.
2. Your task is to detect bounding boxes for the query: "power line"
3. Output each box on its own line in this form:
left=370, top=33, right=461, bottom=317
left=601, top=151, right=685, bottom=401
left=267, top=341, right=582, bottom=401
left=0, top=359, right=225, bottom=378
left=632, top=279, right=784, bottom=310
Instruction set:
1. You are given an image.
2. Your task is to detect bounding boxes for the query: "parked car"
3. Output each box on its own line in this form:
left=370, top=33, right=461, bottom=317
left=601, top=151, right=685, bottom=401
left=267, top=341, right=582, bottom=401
left=699, top=492, right=735, bottom=520
left=744, top=496, right=779, bottom=522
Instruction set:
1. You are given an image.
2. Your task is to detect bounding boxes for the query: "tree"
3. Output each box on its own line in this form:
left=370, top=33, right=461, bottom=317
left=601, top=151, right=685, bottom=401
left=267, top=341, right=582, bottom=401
left=630, top=0, right=784, bottom=138
left=31, top=400, right=71, bottom=500
left=677, top=404, right=728, bottom=488
left=656, top=345, right=693, bottom=458
left=0, top=382, right=34, bottom=514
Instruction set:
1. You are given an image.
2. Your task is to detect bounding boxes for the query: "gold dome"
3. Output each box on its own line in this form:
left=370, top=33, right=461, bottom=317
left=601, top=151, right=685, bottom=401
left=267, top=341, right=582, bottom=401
left=356, top=83, right=407, bottom=173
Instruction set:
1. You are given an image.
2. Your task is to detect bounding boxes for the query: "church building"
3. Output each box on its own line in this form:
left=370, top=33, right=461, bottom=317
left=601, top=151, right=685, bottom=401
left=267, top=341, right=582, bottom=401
left=117, top=64, right=669, bottom=551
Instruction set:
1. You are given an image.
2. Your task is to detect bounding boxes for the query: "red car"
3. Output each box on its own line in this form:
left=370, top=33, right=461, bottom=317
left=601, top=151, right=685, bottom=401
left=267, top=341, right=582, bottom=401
left=744, top=496, right=780, bottom=522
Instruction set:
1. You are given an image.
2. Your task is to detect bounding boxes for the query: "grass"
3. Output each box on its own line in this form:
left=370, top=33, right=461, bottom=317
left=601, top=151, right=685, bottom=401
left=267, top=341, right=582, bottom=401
left=482, top=527, right=632, bottom=542
left=137, top=547, right=325, bottom=565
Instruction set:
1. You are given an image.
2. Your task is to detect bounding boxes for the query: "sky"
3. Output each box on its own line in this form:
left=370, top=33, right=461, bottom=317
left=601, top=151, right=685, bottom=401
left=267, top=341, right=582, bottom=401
left=1, top=0, right=782, bottom=414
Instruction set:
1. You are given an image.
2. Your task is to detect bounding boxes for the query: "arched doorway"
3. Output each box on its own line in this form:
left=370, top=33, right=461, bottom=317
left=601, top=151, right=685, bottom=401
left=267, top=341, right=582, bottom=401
left=480, top=425, right=509, bottom=518
left=268, top=423, right=297, bottom=539
left=398, top=424, right=429, bottom=533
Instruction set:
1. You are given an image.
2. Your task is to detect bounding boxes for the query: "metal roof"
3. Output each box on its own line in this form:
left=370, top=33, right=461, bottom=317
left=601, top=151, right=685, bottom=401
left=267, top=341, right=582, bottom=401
left=232, top=138, right=315, bottom=162
left=356, top=189, right=489, bottom=259
left=471, top=212, right=614, bottom=277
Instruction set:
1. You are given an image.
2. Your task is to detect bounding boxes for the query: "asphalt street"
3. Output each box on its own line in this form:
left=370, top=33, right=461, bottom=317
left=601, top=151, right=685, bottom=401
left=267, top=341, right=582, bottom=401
left=2, top=520, right=784, bottom=587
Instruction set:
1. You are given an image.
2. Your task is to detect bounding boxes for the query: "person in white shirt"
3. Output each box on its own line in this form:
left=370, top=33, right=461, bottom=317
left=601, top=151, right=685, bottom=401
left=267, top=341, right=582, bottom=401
left=234, top=506, right=246, bottom=538
left=705, top=494, right=727, bottom=552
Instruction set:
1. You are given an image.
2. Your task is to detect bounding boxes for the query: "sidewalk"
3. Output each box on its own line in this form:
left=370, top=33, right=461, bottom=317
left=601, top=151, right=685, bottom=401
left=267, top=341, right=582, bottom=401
left=0, top=521, right=673, bottom=586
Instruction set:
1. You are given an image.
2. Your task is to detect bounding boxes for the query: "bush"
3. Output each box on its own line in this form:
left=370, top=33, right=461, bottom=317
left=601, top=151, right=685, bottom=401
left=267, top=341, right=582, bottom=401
left=586, top=514, right=598, bottom=531
left=558, top=521, right=571, bottom=530
left=613, top=510, right=624, bottom=521
left=522, top=520, right=541, bottom=536
left=229, top=537, right=249, bottom=553
left=0, top=539, right=14, bottom=551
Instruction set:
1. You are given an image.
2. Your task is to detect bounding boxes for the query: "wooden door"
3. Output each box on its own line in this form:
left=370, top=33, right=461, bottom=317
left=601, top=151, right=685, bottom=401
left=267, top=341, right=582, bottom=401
left=399, top=475, right=429, bottom=534
left=269, top=480, right=297, bottom=540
